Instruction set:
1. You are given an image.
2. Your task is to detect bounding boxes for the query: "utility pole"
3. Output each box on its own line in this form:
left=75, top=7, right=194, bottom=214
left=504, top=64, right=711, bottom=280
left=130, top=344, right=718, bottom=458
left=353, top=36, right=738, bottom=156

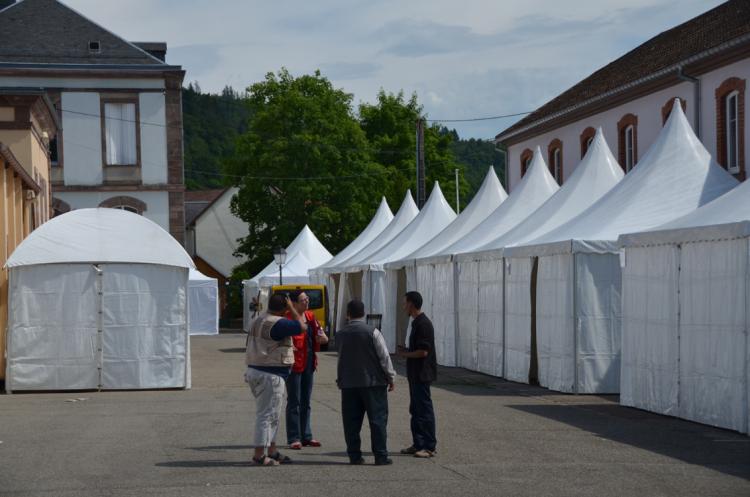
left=416, top=118, right=426, bottom=208
left=455, top=168, right=460, bottom=214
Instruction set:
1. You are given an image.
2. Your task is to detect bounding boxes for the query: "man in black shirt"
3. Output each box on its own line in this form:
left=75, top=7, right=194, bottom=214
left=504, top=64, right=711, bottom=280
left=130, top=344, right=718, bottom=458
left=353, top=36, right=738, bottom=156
left=396, top=291, right=437, bottom=458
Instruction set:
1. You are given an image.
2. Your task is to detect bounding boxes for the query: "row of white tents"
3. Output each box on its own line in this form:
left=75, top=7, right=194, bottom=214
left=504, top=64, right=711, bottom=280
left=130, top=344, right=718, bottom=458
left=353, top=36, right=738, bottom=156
left=312, top=101, right=749, bottom=434
left=4, top=208, right=219, bottom=392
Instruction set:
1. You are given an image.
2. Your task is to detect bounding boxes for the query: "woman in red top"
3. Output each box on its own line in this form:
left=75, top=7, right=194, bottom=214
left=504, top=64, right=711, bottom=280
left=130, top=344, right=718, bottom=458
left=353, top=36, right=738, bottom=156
left=285, top=291, right=328, bottom=449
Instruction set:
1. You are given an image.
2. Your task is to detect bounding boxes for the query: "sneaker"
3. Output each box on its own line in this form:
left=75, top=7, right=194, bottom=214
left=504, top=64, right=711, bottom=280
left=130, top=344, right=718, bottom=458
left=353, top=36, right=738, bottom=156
left=400, top=446, right=417, bottom=455
left=413, top=450, right=433, bottom=458
left=374, top=458, right=393, bottom=466
left=302, top=439, right=322, bottom=447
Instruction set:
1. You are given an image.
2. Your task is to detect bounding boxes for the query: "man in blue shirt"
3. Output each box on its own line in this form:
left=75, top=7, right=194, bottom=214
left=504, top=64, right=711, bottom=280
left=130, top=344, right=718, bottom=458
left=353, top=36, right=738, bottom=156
left=245, top=293, right=306, bottom=466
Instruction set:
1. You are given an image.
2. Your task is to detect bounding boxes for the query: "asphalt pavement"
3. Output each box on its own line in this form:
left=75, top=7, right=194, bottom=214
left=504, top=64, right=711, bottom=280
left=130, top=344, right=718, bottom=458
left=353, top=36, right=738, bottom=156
left=0, top=333, right=748, bottom=497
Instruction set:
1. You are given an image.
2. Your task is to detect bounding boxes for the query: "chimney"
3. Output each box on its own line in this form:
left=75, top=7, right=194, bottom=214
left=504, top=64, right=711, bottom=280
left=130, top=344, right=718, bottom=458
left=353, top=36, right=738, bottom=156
left=133, top=42, right=167, bottom=62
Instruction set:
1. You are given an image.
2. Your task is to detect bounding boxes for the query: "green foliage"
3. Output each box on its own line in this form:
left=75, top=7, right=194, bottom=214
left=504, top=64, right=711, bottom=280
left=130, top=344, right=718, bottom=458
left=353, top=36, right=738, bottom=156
left=182, top=83, right=251, bottom=190
left=226, top=69, right=386, bottom=277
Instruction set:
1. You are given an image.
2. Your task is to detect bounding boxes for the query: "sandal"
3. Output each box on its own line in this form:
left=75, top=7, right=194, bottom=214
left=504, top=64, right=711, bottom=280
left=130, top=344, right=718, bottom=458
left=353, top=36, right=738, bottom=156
left=289, top=441, right=303, bottom=450
left=252, top=455, right=279, bottom=466
left=269, top=451, right=292, bottom=464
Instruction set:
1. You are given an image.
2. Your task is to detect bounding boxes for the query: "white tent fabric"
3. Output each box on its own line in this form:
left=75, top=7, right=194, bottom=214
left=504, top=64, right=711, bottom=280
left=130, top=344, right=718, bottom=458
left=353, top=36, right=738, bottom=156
left=418, top=149, right=558, bottom=367
left=331, top=191, right=419, bottom=331
left=455, top=129, right=624, bottom=376
left=347, top=184, right=456, bottom=352
left=257, top=251, right=315, bottom=287
left=619, top=178, right=749, bottom=434
left=5, top=208, right=191, bottom=392
left=310, top=197, right=393, bottom=278
left=242, top=225, right=332, bottom=330
left=385, top=167, right=506, bottom=367
left=188, top=268, right=219, bottom=336
left=503, top=100, right=738, bottom=393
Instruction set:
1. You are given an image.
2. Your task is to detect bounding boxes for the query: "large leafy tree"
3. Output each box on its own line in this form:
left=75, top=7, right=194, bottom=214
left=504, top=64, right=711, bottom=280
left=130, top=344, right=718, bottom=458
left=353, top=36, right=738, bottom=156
left=227, top=69, right=387, bottom=277
left=359, top=90, right=468, bottom=211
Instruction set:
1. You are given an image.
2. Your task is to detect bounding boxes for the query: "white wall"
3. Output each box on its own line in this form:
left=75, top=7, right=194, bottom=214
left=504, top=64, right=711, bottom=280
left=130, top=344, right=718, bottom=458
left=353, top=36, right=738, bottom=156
left=194, top=188, right=248, bottom=277
left=139, top=92, right=168, bottom=184
left=507, top=59, right=750, bottom=190
left=61, top=92, right=103, bottom=186
left=54, top=191, right=170, bottom=232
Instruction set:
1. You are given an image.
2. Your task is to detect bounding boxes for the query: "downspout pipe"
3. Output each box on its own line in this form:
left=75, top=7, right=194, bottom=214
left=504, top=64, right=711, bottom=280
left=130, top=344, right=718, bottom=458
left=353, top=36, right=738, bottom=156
left=677, top=66, right=701, bottom=140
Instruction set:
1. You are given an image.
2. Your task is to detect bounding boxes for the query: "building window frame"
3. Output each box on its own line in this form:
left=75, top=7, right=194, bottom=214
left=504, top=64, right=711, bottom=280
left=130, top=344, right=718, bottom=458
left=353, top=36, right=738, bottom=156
left=617, top=113, right=638, bottom=172
left=579, top=127, right=596, bottom=159
left=99, top=195, right=147, bottom=215
left=520, top=148, right=533, bottom=178
left=715, top=77, right=746, bottom=181
left=547, top=139, right=563, bottom=185
left=100, top=96, right=141, bottom=168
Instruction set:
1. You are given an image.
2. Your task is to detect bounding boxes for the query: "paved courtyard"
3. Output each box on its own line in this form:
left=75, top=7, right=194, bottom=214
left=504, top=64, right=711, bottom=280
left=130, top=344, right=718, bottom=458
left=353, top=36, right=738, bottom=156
left=0, top=333, right=748, bottom=497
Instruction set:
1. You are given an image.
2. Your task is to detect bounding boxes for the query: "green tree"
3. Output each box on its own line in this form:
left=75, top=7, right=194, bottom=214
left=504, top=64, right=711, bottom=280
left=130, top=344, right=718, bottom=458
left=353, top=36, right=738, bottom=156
left=227, top=69, right=387, bottom=277
left=445, top=129, right=506, bottom=202
left=359, top=91, right=468, bottom=211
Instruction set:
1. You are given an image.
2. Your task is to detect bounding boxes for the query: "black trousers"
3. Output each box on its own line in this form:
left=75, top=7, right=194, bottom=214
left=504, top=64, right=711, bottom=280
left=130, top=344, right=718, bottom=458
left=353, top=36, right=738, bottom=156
left=408, top=380, right=436, bottom=451
left=341, top=386, right=389, bottom=462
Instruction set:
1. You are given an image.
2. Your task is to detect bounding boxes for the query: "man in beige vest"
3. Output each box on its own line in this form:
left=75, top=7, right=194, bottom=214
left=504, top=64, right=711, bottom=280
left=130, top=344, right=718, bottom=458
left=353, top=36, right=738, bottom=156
left=245, top=293, right=307, bottom=466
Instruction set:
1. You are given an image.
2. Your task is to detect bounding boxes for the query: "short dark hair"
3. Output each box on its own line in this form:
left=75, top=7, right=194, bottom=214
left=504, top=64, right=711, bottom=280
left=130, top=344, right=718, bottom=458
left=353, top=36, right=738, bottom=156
left=288, top=290, right=303, bottom=303
left=268, top=293, right=287, bottom=312
left=347, top=300, right=365, bottom=319
left=404, top=291, right=422, bottom=310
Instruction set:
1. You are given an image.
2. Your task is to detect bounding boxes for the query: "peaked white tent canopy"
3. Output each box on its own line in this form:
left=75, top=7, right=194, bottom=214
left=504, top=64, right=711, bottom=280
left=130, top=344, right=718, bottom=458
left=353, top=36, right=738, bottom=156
left=331, top=191, right=419, bottom=332
left=455, top=129, right=624, bottom=376
left=503, top=100, right=738, bottom=394
left=416, top=149, right=559, bottom=366
left=345, top=184, right=456, bottom=351
left=188, top=268, right=219, bottom=336
left=242, top=225, right=332, bottom=329
left=257, top=251, right=315, bottom=287
left=5, top=208, right=193, bottom=392
left=619, top=178, right=748, bottom=433
left=384, top=167, right=509, bottom=365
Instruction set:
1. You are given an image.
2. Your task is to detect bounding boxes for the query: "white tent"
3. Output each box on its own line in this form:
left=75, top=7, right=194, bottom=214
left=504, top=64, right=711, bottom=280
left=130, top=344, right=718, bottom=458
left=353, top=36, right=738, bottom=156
left=454, top=129, right=624, bottom=376
left=619, top=178, right=748, bottom=434
left=384, top=167, right=508, bottom=365
left=5, top=208, right=193, bottom=392
left=188, top=268, right=219, bottom=336
left=242, top=225, right=332, bottom=330
left=503, top=100, right=738, bottom=393
left=332, top=191, right=419, bottom=332
left=347, top=183, right=456, bottom=351
left=416, top=149, right=559, bottom=366
left=308, top=197, right=393, bottom=327
left=257, top=251, right=315, bottom=287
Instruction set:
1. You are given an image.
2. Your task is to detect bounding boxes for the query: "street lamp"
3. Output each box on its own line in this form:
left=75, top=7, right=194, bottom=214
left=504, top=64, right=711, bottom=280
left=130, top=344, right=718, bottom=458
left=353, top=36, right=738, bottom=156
left=273, top=246, right=287, bottom=285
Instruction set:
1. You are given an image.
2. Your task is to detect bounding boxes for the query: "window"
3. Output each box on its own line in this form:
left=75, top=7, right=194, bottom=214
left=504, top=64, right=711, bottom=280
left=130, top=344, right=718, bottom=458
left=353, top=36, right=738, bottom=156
left=89, top=41, right=101, bottom=53
left=617, top=114, right=638, bottom=172
left=49, top=136, right=59, bottom=165
left=726, top=90, right=739, bottom=174
left=103, top=102, right=138, bottom=166
left=579, top=127, right=596, bottom=158
left=547, top=139, right=563, bottom=185
left=112, top=205, right=139, bottom=214
left=716, top=77, right=746, bottom=180
left=520, top=148, right=533, bottom=178
left=99, top=196, right=147, bottom=214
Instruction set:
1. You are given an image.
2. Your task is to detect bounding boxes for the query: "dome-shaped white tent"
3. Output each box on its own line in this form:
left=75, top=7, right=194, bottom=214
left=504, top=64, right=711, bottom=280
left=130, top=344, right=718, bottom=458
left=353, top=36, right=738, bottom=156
left=503, top=100, right=738, bottom=394
left=454, top=129, right=624, bottom=376
left=619, top=177, right=749, bottom=433
left=5, top=208, right=193, bottom=392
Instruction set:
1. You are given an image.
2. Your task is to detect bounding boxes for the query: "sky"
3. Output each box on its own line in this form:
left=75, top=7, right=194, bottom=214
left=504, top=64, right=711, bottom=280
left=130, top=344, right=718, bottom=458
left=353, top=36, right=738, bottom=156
left=66, top=0, right=725, bottom=139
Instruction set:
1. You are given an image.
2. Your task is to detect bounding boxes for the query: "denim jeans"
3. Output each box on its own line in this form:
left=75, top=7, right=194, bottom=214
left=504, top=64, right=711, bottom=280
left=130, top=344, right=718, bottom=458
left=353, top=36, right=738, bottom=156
left=341, top=386, right=389, bottom=462
left=286, top=358, right=314, bottom=444
left=408, top=380, right=436, bottom=451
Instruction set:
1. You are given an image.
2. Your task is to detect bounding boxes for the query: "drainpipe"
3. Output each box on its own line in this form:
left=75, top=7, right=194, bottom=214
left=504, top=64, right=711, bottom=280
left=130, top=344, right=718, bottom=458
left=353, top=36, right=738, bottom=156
left=677, top=66, right=701, bottom=140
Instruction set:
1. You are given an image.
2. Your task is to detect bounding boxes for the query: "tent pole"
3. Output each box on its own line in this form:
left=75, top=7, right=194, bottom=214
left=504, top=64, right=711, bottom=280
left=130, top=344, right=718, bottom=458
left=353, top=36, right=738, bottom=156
left=572, top=254, right=579, bottom=395
left=676, top=245, right=682, bottom=411
left=95, top=264, right=103, bottom=391
left=502, top=258, right=507, bottom=379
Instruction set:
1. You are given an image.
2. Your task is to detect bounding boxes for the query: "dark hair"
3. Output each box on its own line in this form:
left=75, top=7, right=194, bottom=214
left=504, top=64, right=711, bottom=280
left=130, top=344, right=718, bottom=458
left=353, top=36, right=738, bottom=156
left=288, top=290, right=303, bottom=303
left=347, top=300, right=365, bottom=319
left=268, top=293, right=287, bottom=312
left=404, top=291, right=423, bottom=310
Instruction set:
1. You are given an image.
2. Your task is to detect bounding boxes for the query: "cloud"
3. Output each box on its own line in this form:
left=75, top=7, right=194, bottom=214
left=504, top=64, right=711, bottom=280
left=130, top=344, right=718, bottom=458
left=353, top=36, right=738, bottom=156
left=319, top=62, right=382, bottom=81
